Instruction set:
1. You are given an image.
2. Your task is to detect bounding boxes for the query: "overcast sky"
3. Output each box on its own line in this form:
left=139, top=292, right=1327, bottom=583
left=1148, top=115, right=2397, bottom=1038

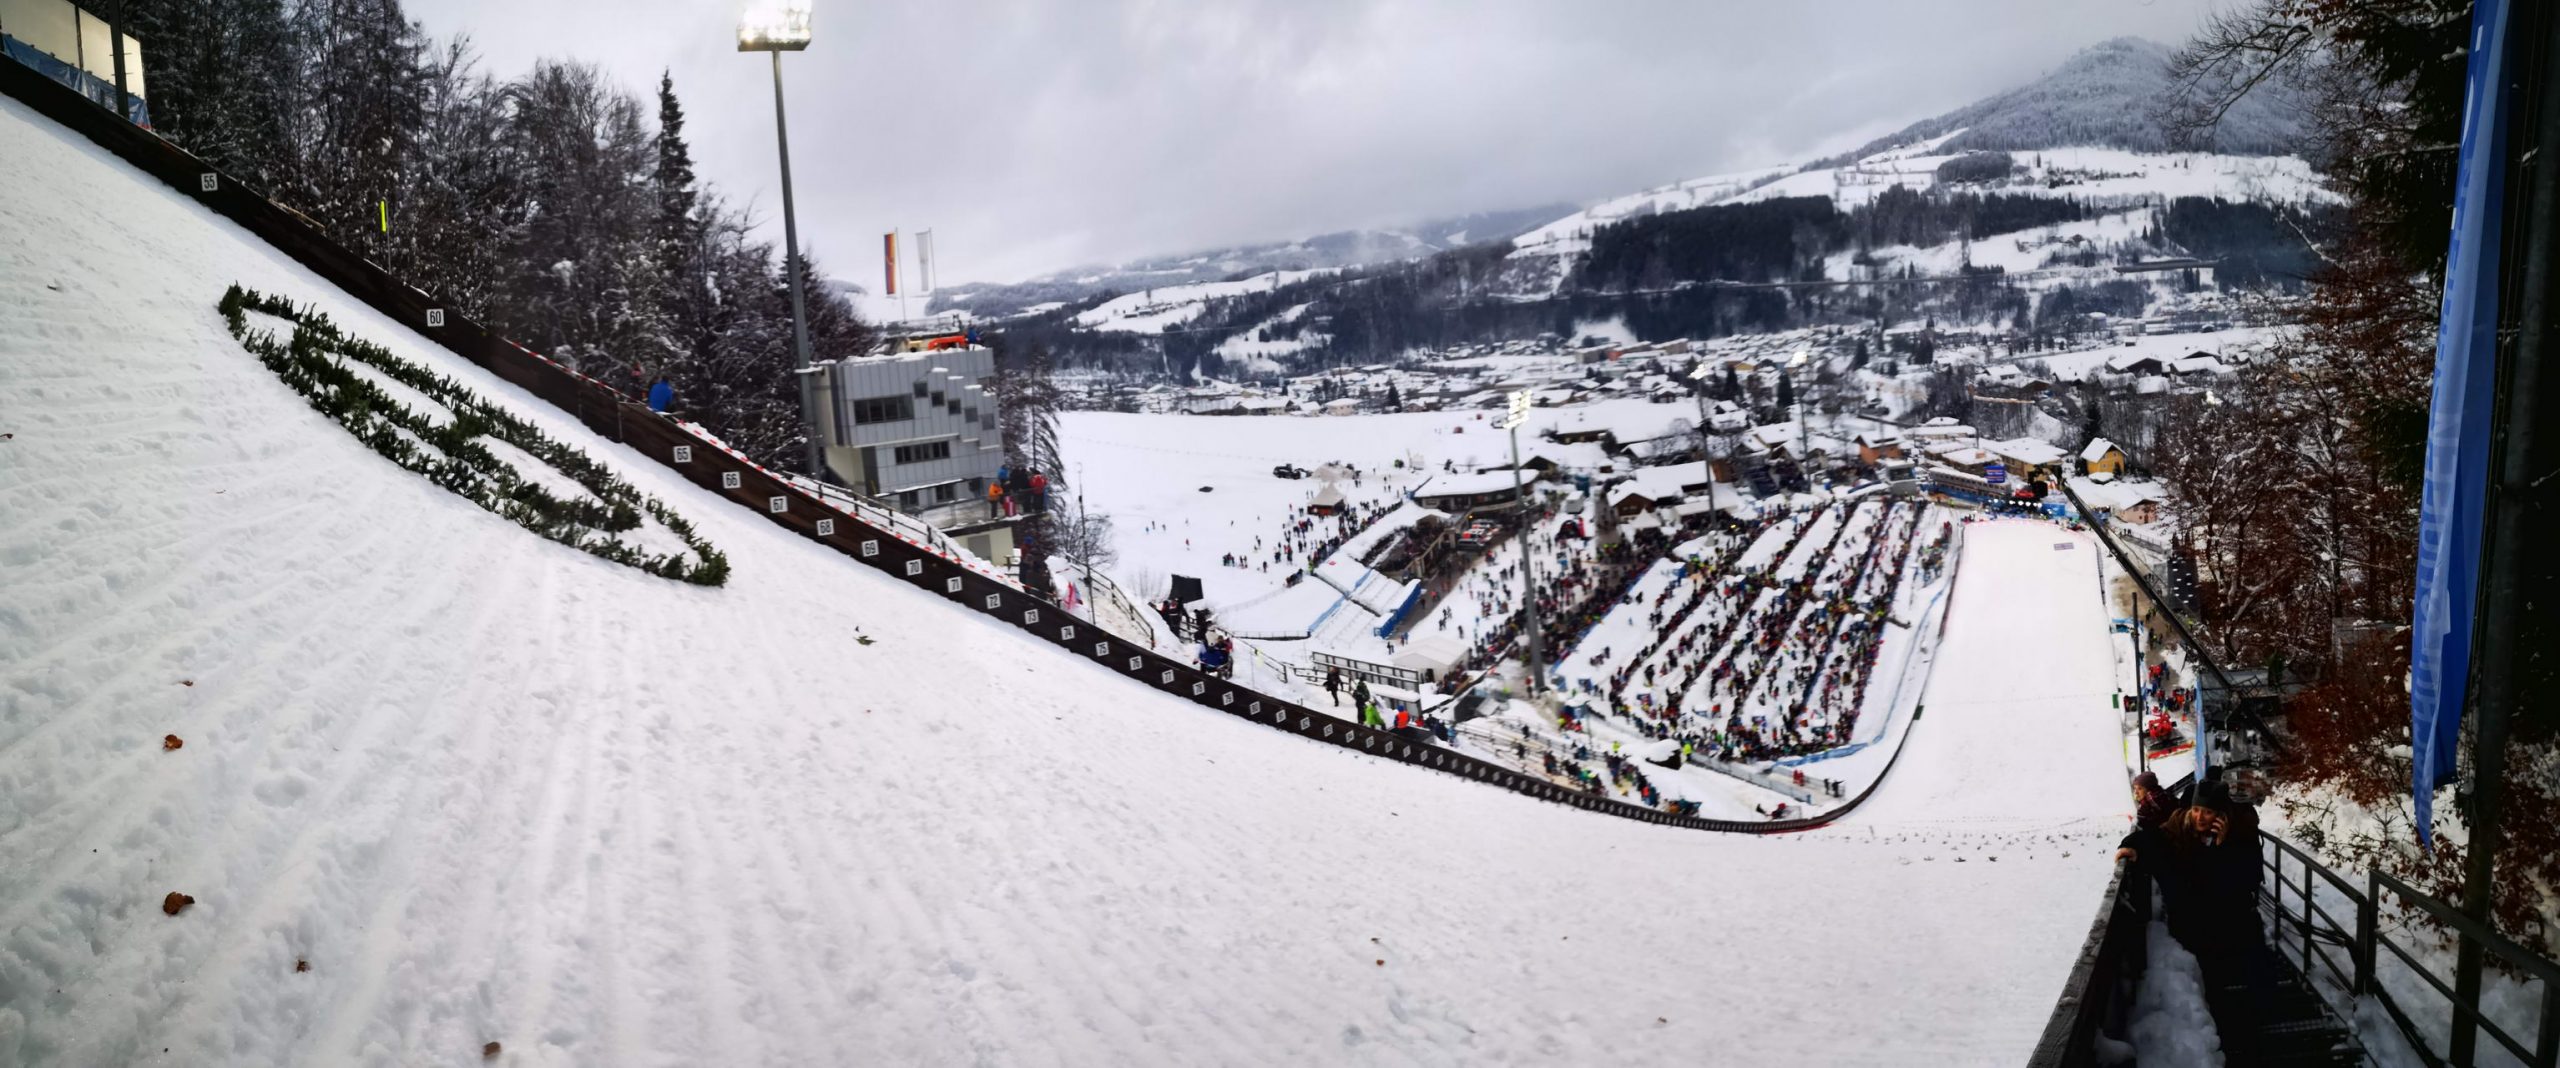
left=405, top=0, right=2225, bottom=286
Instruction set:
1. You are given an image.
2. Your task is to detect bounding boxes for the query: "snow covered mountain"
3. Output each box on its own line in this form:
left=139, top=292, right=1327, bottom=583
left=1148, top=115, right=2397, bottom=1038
left=1008, top=35, right=2335, bottom=374
left=1818, top=36, right=2307, bottom=163
left=1511, top=37, right=2325, bottom=261
left=930, top=203, right=1568, bottom=319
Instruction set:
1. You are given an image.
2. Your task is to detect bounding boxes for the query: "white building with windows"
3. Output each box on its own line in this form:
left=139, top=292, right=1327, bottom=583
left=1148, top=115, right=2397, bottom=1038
left=810, top=343, right=1018, bottom=562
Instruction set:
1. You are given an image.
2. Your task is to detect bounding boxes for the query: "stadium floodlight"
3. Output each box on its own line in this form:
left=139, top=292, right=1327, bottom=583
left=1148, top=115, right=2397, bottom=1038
left=742, top=0, right=824, bottom=478
left=1500, top=388, right=1544, bottom=693
left=738, top=1, right=813, bottom=51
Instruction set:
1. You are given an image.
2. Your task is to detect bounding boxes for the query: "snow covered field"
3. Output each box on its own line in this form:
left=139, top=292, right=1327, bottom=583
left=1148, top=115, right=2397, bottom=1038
left=0, top=93, right=2138, bottom=1065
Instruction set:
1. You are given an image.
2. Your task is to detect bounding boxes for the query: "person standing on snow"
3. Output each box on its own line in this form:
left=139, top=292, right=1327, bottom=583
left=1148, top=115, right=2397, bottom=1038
left=1324, top=666, right=1343, bottom=707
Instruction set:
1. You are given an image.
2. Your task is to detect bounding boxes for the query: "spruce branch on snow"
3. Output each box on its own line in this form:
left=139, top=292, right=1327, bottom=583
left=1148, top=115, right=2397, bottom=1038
left=221, top=284, right=730, bottom=585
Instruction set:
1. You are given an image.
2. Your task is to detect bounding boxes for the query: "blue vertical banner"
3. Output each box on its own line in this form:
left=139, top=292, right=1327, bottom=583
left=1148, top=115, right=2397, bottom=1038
left=2411, top=0, right=2513, bottom=846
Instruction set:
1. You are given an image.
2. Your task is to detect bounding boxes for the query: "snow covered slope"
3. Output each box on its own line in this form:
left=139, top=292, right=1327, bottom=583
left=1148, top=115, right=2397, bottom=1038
left=1069, top=269, right=1334, bottom=334
left=1, top=93, right=2127, bottom=1066
left=1848, top=520, right=2129, bottom=833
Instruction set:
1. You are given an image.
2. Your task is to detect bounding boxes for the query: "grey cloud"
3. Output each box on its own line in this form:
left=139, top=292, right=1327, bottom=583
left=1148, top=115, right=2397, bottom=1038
left=408, top=0, right=2224, bottom=284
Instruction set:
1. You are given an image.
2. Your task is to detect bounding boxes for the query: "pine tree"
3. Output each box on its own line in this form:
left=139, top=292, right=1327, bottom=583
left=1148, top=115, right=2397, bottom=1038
left=654, top=72, right=716, bottom=371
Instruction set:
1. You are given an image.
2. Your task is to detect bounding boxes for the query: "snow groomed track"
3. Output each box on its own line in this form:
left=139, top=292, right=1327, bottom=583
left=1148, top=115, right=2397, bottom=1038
left=1844, top=519, right=2131, bottom=834
left=0, top=77, right=2130, bottom=1065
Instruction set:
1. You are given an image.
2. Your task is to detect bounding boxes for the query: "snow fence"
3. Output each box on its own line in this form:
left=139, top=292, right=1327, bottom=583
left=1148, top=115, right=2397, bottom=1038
left=0, top=55, right=1935, bottom=838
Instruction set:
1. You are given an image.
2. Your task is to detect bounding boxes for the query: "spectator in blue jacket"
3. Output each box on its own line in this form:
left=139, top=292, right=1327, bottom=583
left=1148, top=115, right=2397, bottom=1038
left=647, top=376, right=673, bottom=413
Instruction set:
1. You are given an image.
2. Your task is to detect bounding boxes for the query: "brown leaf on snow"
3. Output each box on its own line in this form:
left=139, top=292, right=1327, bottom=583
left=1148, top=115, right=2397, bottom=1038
left=161, top=892, right=194, bottom=916
left=295, top=959, right=310, bottom=973
left=163, top=735, right=183, bottom=751
left=179, top=680, right=194, bottom=687
left=483, top=1041, right=502, bottom=1058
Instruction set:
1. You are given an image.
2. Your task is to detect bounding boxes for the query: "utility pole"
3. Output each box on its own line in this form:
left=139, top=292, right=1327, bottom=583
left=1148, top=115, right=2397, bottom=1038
left=1503, top=390, right=1545, bottom=696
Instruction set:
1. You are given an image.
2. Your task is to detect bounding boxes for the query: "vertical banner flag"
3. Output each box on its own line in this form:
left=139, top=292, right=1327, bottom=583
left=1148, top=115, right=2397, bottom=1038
left=883, top=231, right=899, bottom=296
left=2411, top=0, right=2512, bottom=845
left=917, top=229, right=936, bottom=293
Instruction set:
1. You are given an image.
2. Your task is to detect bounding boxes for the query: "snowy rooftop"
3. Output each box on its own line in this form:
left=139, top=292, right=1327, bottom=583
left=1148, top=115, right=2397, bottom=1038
left=2069, top=475, right=2169, bottom=511
left=1417, top=469, right=1535, bottom=499
left=1985, top=437, right=2069, bottom=468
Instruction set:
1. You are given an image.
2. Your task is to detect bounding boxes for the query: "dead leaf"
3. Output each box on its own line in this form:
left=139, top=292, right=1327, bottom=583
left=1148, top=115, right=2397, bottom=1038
left=1374, top=959, right=1384, bottom=967
left=162, top=892, right=194, bottom=916
left=483, top=1041, right=502, bottom=1058
left=295, top=959, right=310, bottom=973
left=180, top=680, right=194, bottom=687
left=163, top=735, right=183, bottom=751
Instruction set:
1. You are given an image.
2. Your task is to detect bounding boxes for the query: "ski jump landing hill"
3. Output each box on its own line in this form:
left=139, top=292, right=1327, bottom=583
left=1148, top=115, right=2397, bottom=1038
left=0, top=64, right=2129, bottom=1066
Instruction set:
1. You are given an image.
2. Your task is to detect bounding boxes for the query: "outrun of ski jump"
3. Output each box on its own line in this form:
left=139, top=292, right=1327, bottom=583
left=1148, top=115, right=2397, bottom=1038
left=5, top=0, right=2554, bottom=1065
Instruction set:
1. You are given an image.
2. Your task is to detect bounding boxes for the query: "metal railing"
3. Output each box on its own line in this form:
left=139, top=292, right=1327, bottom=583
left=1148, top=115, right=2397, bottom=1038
left=2260, top=835, right=2375, bottom=1004
left=2362, top=867, right=2560, bottom=1068
left=2254, top=834, right=2558, bottom=1068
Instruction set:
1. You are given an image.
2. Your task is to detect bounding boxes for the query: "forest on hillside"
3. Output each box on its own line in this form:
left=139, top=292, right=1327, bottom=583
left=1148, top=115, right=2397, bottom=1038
left=1004, top=183, right=2328, bottom=379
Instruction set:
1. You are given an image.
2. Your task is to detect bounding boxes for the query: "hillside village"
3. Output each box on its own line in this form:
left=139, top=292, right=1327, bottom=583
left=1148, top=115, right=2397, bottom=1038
left=1060, top=310, right=2234, bottom=558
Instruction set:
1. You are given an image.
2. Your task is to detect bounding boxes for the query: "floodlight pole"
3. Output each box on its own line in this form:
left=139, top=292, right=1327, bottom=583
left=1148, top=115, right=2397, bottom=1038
left=1794, top=352, right=1812, bottom=486
left=766, top=48, right=827, bottom=480
left=1508, top=419, right=1545, bottom=696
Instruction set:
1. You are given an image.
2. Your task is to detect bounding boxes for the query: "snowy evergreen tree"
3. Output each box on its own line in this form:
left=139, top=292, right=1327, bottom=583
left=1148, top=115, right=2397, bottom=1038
left=393, top=38, right=522, bottom=315
left=654, top=72, right=717, bottom=373
left=120, top=0, right=297, bottom=191
left=281, top=0, right=429, bottom=266
left=497, top=60, right=674, bottom=383
left=115, top=0, right=873, bottom=476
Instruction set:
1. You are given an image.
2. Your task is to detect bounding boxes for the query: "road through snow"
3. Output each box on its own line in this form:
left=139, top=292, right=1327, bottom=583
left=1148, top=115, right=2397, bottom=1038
left=0, top=94, right=2125, bottom=1066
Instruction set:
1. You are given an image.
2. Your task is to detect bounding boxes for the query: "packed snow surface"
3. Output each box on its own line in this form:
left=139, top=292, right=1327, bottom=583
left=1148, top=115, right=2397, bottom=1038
left=1, top=94, right=2130, bottom=1065
left=1845, top=520, right=2130, bottom=833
